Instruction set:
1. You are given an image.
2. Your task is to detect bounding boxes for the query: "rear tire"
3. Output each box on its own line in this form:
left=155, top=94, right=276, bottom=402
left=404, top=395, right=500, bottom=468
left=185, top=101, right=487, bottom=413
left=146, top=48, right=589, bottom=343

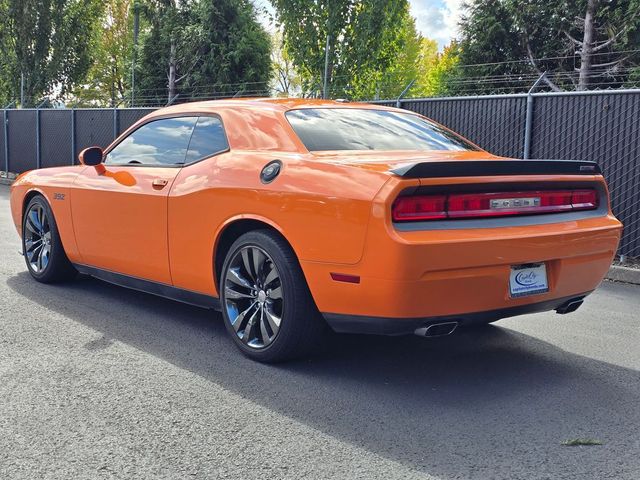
left=220, top=230, right=325, bottom=362
left=22, top=195, right=77, bottom=283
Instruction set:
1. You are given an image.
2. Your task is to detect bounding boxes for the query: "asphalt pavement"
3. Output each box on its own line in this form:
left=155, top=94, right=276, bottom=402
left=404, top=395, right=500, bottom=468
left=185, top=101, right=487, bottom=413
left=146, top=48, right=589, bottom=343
left=0, top=185, right=639, bottom=480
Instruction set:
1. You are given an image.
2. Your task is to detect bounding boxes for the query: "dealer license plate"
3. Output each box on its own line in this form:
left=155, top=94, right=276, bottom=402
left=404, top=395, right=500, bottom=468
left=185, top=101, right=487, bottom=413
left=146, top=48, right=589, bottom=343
left=509, top=263, right=549, bottom=298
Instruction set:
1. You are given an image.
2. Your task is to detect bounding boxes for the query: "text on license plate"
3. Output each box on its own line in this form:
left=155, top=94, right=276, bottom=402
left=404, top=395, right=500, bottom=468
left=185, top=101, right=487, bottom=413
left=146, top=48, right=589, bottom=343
left=509, top=263, right=549, bottom=297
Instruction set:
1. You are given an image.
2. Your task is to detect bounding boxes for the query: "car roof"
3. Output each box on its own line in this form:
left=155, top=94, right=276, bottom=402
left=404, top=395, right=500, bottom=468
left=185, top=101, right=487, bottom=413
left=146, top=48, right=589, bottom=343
left=131, top=98, right=420, bottom=153
left=155, top=98, right=401, bottom=115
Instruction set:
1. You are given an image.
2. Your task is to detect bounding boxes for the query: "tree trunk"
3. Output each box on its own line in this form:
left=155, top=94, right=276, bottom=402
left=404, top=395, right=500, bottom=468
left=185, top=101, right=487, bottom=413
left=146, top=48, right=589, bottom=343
left=578, top=0, right=598, bottom=91
left=168, top=40, right=177, bottom=104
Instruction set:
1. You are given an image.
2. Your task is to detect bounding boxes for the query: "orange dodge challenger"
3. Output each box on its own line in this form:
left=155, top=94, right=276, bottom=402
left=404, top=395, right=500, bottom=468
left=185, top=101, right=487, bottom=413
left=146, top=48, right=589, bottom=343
left=10, top=99, right=622, bottom=362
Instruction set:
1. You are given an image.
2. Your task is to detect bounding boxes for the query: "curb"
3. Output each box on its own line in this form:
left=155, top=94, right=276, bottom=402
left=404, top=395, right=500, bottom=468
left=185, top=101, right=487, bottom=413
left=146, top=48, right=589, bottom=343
left=1, top=171, right=17, bottom=186
left=606, top=265, right=640, bottom=285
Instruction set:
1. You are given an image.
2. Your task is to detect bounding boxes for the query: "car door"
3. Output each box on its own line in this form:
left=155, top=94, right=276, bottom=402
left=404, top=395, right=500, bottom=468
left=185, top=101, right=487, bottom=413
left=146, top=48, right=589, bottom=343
left=167, top=115, right=231, bottom=295
left=71, top=116, right=197, bottom=284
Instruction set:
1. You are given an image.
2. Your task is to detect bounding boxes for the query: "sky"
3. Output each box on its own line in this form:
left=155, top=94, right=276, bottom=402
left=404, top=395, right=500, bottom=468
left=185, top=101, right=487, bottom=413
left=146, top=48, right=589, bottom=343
left=410, top=0, right=462, bottom=49
left=253, top=0, right=463, bottom=50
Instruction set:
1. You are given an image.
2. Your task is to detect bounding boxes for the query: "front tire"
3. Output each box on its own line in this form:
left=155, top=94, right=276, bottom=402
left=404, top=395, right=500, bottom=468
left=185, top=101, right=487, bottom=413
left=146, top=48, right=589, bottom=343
left=220, top=230, right=325, bottom=362
left=22, top=195, right=77, bottom=283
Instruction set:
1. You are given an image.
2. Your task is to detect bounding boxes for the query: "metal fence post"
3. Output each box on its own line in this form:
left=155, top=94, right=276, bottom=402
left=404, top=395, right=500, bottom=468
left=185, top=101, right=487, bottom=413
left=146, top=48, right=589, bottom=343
left=70, top=109, right=76, bottom=165
left=523, top=73, right=547, bottom=159
left=113, top=107, right=118, bottom=139
left=166, top=94, right=179, bottom=106
left=35, top=109, right=41, bottom=169
left=396, top=79, right=416, bottom=109
left=35, top=100, right=48, bottom=169
left=3, top=109, right=8, bottom=173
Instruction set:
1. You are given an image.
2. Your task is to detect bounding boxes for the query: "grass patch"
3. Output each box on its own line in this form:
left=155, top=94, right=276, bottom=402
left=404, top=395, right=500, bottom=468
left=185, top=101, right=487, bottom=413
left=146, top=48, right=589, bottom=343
left=562, top=438, right=603, bottom=446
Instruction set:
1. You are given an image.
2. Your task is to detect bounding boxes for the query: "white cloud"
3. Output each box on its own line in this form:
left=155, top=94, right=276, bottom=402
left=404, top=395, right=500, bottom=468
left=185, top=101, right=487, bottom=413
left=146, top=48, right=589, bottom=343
left=409, top=0, right=462, bottom=49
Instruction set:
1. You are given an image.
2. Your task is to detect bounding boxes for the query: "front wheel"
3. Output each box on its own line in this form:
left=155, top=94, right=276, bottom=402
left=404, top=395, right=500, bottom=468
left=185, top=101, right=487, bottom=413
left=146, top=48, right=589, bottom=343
left=22, top=195, right=77, bottom=283
left=220, top=230, right=325, bottom=362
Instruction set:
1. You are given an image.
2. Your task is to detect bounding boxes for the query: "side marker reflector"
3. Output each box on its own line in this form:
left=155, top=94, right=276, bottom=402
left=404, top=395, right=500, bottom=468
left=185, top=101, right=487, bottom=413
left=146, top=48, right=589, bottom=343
left=330, top=273, right=361, bottom=284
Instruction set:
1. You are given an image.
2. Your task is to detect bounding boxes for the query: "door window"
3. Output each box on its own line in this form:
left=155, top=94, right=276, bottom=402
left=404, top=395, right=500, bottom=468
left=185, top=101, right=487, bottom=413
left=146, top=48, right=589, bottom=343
left=106, top=117, right=197, bottom=166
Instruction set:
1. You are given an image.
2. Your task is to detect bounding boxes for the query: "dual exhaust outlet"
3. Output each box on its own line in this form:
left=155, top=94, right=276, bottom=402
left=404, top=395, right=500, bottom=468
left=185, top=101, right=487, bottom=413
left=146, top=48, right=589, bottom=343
left=413, top=296, right=585, bottom=338
left=414, top=321, right=458, bottom=338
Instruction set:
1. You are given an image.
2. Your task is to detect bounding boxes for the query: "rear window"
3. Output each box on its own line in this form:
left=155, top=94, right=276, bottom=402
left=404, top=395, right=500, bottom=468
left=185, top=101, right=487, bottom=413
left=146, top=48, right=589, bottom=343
left=286, top=108, right=479, bottom=152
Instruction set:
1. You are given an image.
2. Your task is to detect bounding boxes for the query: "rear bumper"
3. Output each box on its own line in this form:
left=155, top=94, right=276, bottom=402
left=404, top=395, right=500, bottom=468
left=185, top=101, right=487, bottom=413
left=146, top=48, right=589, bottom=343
left=323, top=292, right=591, bottom=335
left=295, top=173, right=622, bottom=335
left=301, top=213, right=621, bottom=329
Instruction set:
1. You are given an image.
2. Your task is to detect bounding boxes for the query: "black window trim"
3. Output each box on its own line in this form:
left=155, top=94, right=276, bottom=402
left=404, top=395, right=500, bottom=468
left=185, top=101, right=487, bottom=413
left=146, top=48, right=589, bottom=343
left=103, top=112, right=230, bottom=168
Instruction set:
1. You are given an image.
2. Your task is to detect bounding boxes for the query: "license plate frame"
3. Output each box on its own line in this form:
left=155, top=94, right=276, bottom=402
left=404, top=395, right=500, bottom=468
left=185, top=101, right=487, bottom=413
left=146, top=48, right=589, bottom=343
left=509, top=263, right=549, bottom=298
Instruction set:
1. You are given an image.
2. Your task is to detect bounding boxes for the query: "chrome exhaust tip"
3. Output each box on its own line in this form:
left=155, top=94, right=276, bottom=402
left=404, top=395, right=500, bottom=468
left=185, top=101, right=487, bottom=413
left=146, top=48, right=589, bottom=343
left=555, top=298, right=584, bottom=315
left=414, top=321, right=459, bottom=338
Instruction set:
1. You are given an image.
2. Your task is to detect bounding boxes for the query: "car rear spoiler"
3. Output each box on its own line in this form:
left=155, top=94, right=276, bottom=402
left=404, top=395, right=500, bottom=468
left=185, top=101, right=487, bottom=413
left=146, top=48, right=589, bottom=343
left=389, top=160, right=601, bottom=178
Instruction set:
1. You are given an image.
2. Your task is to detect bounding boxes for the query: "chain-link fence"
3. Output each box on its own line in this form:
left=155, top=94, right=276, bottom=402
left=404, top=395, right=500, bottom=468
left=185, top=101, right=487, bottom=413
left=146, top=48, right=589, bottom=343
left=1, top=90, right=639, bottom=257
left=1, top=108, right=155, bottom=172
left=375, top=90, right=640, bottom=258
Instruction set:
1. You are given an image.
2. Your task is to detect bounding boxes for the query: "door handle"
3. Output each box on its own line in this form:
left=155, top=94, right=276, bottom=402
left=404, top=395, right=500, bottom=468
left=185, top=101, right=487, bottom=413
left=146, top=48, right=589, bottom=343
left=152, top=178, right=168, bottom=188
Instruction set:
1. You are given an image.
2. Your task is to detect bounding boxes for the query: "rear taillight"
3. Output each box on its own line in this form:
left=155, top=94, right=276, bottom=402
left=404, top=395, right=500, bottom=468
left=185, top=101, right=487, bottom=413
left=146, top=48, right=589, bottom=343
left=570, top=189, right=599, bottom=210
left=392, top=195, right=447, bottom=221
left=392, top=189, right=598, bottom=222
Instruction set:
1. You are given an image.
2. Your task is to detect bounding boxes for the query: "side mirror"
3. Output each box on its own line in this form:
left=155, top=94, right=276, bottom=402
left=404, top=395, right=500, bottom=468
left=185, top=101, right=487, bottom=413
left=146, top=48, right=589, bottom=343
left=78, top=146, right=104, bottom=166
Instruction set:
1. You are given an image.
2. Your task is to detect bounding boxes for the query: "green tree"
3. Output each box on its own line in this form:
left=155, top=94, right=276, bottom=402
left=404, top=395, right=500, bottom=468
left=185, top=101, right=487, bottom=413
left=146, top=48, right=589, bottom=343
left=457, top=0, right=530, bottom=94
left=0, top=0, right=103, bottom=106
left=374, top=9, right=424, bottom=99
left=0, top=0, right=12, bottom=106
left=271, top=0, right=413, bottom=99
left=552, top=0, right=640, bottom=90
left=188, top=0, right=272, bottom=97
left=136, top=0, right=271, bottom=105
left=419, top=41, right=461, bottom=96
left=271, top=31, right=302, bottom=97
left=136, top=0, right=202, bottom=105
left=69, top=0, right=136, bottom=106
left=457, top=0, right=640, bottom=93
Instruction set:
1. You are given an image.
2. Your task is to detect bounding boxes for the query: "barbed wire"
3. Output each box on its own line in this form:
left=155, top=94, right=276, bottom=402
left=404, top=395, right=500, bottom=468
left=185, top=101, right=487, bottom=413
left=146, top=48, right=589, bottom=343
left=453, top=48, right=640, bottom=69
left=5, top=54, right=640, bottom=108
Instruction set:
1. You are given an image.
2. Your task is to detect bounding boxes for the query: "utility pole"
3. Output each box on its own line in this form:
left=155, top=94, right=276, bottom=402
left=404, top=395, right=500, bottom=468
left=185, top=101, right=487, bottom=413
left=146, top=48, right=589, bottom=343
left=131, top=0, right=140, bottom=106
left=323, top=34, right=330, bottom=99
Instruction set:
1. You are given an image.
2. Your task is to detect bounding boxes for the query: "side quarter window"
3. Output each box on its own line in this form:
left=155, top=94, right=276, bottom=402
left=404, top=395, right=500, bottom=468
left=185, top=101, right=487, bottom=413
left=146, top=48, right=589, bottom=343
left=106, top=117, right=197, bottom=166
left=184, top=116, right=229, bottom=164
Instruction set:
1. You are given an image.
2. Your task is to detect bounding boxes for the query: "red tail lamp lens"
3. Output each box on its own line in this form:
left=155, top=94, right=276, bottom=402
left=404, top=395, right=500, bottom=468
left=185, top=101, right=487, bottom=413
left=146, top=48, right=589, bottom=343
left=448, top=190, right=575, bottom=218
left=393, top=189, right=598, bottom=222
left=392, top=195, right=447, bottom=221
left=571, top=189, right=598, bottom=210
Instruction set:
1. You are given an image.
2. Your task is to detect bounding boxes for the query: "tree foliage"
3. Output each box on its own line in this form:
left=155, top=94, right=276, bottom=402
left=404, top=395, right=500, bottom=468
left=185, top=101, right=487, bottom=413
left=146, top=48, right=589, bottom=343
left=374, top=10, right=424, bottom=99
left=68, top=0, right=136, bottom=106
left=271, top=0, right=415, bottom=99
left=417, top=41, right=461, bottom=97
left=136, top=0, right=271, bottom=105
left=271, top=31, right=302, bottom=97
left=0, top=0, right=103, bottom=106
left=0, top=0, right=12, bottom=106
left=457, top=0, right=640, bottom=93
left=458, top=0, right=525, bottom=80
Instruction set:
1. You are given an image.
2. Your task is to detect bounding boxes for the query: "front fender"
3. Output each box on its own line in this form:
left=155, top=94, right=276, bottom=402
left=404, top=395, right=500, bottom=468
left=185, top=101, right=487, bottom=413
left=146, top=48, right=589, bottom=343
left=9, top=167, right=83, bottom=262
